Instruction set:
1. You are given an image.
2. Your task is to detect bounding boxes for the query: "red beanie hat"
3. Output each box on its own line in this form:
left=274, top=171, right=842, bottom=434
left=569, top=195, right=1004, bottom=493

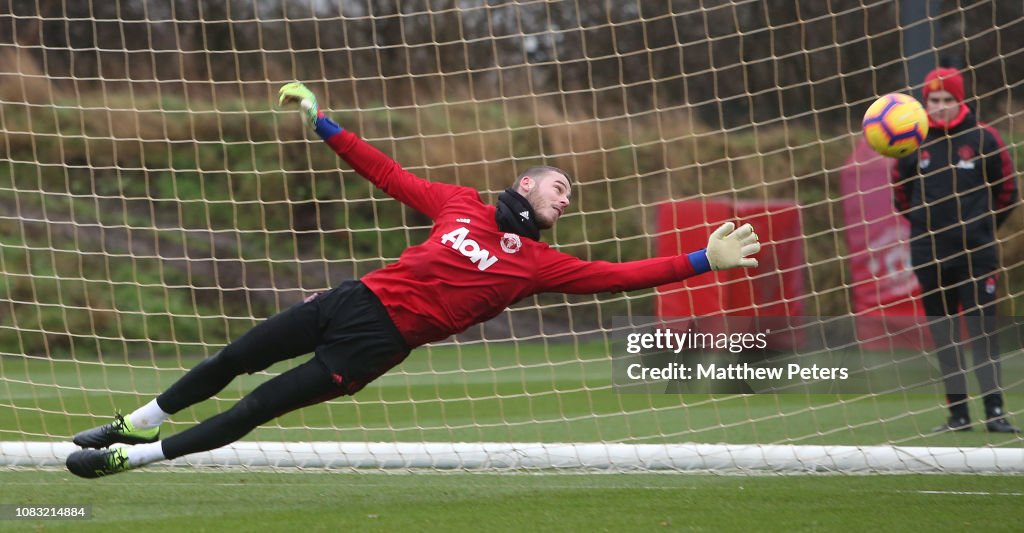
left=922, top=67, right=965, bottom=103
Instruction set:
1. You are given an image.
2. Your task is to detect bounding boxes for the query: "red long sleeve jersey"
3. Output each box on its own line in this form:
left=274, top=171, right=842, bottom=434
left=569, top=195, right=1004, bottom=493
left=326, top=130, right=703, bottom=348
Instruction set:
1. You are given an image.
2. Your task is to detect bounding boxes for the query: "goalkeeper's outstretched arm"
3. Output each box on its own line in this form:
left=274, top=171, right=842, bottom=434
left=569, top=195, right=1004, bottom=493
left=278, top=82, right=472, bottom=220
left=537, top=222, right=760, bottom=294
left=279, top=81, right=761, bottom=290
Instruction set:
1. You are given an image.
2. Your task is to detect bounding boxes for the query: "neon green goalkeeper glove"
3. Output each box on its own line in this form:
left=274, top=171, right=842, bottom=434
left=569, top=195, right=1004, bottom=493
left=705, top=222, right=760, bottom=270
left=278, top=82, right=319, bottom=128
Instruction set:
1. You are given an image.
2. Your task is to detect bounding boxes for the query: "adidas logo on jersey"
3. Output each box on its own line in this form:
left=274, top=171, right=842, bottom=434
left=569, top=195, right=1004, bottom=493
left=440, top=226, right=499, bottom=271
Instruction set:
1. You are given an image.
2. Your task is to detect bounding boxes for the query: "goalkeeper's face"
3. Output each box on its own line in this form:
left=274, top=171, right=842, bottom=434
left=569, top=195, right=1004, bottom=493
left=523, top=173, right=572, bottom=229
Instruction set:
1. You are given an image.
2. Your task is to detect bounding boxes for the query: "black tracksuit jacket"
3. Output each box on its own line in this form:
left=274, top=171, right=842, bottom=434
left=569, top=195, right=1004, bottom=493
left=892, top=111, right=1018, bottom=267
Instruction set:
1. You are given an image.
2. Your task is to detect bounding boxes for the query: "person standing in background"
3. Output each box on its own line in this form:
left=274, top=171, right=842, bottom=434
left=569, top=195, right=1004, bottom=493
left=892, top=67, right=1019, bottom=433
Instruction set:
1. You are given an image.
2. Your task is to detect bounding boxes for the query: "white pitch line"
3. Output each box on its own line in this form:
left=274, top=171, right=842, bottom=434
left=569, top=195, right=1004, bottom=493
left=914, top=490, right=1022, bottom=497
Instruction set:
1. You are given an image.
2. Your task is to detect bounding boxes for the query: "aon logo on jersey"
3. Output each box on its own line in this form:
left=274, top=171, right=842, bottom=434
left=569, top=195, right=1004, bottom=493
left=440, top=226, right=499, bottom=271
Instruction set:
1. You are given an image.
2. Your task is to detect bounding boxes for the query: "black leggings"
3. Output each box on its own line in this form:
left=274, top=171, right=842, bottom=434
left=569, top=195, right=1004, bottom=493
left=913, top=260, right=1002, bottom=415
left=160, top=358, right=340, bottom=460
left=155, top=282, right=408, bottom=460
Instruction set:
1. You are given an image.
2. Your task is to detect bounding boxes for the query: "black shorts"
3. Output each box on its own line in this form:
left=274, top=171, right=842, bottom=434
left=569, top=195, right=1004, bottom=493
left=224, top=280, right=410, bottom=395
left=310, top=280, right=411, bottom=394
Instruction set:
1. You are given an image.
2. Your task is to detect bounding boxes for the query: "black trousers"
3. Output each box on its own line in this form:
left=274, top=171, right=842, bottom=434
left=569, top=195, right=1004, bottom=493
left=156, top=281, right=409, bottom=460
left=912, top=257, right=1003, bottom=416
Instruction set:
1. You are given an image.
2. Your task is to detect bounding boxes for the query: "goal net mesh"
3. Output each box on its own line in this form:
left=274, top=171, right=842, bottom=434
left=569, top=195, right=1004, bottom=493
left=1, top=0, right=1022, bottom=472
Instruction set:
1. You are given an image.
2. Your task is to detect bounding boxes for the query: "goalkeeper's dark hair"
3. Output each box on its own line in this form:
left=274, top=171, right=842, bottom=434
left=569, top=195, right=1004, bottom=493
left=513, top=166, right=572, bottom=189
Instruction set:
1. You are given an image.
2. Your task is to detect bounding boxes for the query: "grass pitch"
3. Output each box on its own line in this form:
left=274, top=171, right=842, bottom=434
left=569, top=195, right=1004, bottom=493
left=2, top=470, right=1023, bottom=532
left=3, top=343, right=1023, bottom=447
left=2, top=344, right=1023, bottom=531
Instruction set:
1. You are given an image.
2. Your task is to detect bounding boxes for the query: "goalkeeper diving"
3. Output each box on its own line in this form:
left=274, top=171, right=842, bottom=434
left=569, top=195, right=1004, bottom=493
left=65, top=82, right=761, bottom=478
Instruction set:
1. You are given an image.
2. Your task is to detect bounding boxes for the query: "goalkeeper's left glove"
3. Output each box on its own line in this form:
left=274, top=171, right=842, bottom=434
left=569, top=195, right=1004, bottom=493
left=705, top=222, right=760, bottom=270
left=278, top=82, right=320, bottom=127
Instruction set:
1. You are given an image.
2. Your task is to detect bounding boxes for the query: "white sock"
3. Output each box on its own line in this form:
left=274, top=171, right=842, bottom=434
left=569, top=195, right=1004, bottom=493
left=128, top=399, right=170, bottom=429
left=126, top=442, right=165, bottom=468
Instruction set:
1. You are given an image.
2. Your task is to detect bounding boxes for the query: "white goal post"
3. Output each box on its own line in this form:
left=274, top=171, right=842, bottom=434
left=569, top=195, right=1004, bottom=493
left=2, top=1, right=1023, bottom=473
left=6, top=442, right=1024, bottom=473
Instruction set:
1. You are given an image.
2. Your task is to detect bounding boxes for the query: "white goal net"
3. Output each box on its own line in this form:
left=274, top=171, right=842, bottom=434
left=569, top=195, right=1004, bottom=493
left=2, top=0, right=1023, bottom=473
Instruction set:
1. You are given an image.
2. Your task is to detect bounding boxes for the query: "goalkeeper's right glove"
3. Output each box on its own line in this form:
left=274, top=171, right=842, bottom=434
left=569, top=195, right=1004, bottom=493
left=278, top=82, right=342, bottom=140
left=705, top=222, right=760, bottom=270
